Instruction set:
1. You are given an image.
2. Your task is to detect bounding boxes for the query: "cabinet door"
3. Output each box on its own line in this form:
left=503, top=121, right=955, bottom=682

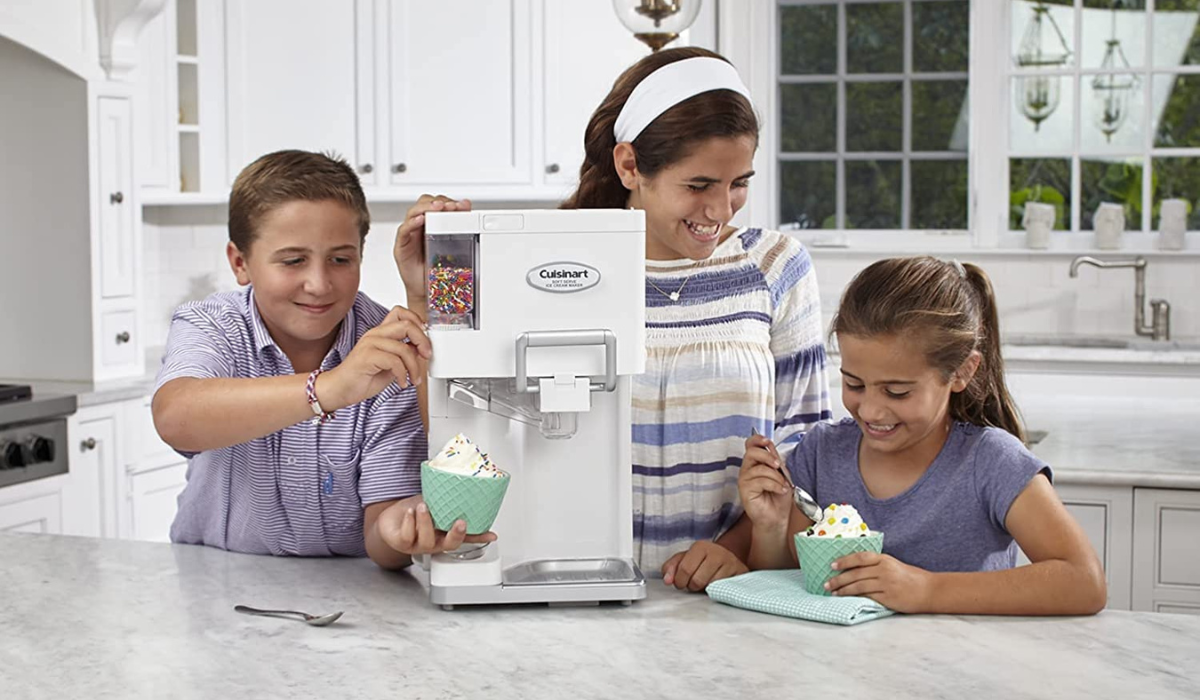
left=541, top=0, right=649, bottom=189
left=97, top=96, right=135, bottom=298
left=387, top=0, right=532, bottom=185
left=135, top=0, right=178, bottom=190
left=126, top=462, right=188, bottom=542
left=224, top=0, right=369, bottom=183
left=1133, top=488, right=1200, bottom=614
left=62, top=411, right=118, bottom=538
left=1016, top=484, right=1134, bottom=609
left=0, top=489, right=62, bottom=534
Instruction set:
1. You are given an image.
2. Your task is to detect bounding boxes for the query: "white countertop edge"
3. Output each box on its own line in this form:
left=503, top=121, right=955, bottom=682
left=1054, top=471, right=1200, bottom=489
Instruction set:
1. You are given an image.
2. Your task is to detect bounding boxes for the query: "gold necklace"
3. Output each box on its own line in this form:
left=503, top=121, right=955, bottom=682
left=647, top=268, right=694, bottom=302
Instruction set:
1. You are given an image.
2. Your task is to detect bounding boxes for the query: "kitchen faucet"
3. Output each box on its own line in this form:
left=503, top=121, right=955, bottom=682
left=1068, top=256, right=1171, bottom=341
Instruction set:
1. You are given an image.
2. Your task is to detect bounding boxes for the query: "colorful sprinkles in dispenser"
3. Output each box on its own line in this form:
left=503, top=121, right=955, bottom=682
left=428, top=258, right=474, bottom=316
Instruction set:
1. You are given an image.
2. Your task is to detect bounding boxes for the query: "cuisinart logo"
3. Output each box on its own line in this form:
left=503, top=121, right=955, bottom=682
left=526, top=262, right=601, bottom=293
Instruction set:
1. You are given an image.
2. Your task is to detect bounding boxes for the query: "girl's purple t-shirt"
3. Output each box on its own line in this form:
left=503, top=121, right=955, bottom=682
left=787, top=418, right=1050, bottom=572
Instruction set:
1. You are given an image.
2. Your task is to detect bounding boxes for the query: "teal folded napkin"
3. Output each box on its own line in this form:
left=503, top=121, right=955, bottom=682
left=706, top=569, right=895, bottom=626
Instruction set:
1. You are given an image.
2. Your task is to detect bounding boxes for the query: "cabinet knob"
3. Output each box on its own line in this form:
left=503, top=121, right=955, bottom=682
left=359, top=164, right=374, bottom=174
left=115, top=331, right=131, bottom=344
left=392, top=163, right=407, bottom=174
left=109, top=191, right=124, bottom=204
left=81, top=437, right=97, bottom=452
left=545, top=163, right=560, bottom=174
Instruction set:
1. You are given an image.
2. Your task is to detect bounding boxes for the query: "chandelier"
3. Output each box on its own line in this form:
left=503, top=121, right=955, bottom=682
left=612, top=0, right=701, bottom=52
left=1014, top=1, right=1073, bottom=131
left=1091, top=4, right=1140, bottom=143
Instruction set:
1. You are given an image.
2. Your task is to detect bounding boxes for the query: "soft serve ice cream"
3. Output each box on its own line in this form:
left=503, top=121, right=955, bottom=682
left=428, top=433, right=508, bottom=479
left=799, top=503, right=872, bottom=538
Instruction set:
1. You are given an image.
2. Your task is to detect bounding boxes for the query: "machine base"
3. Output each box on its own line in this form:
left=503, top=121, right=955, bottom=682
left=419, top=555, right=647, bottom=609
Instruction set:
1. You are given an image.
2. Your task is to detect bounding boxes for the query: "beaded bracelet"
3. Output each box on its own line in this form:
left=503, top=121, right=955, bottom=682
left=305, top=368, right=335, bottom=425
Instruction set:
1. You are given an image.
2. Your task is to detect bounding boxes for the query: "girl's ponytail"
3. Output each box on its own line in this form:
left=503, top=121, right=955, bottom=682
left=954, top=264, right=1025, bottom=443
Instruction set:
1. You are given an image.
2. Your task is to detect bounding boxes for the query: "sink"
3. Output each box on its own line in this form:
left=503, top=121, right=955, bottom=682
left=1004, top=334, right=1200, bottom=351
left=1025, top=429, right=1048, bottom=447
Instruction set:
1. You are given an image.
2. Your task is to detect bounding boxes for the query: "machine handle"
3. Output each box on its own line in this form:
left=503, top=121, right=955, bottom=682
left=514, top=330, right=617, bottom=394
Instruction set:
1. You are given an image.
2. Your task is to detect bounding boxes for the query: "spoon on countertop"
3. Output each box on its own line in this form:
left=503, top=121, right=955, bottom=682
left=750, top=427, right=824, bottom=523
left=234, top=605, right=344, bottom=627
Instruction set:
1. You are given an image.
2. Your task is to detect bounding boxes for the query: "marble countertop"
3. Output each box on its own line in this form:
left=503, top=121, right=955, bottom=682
left=1022, top=396, right=1200, bottom=488
left=4, top=533, right=1200, bottom=699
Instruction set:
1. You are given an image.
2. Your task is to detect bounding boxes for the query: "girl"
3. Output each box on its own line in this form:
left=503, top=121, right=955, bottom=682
left=737, top=257, right=1106, bottom=615
left=394, top=48, right=832, bottom=591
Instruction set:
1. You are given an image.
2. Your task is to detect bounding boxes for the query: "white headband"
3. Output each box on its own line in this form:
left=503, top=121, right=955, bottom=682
left=613, top=57, right=752, bottom=143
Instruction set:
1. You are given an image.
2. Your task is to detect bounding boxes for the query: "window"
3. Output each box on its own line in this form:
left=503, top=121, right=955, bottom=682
left=1008, top=0, right=1200, bottom=235
left=777, top=0, right=971, bottom=232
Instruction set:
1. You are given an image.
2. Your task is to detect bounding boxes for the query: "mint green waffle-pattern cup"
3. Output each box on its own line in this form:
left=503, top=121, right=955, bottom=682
left=420, top=461, right=511, bottom=535
left=794, top=531, right=884, bottom=596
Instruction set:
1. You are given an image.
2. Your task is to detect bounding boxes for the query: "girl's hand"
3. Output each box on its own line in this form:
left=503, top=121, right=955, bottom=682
left=394, top=195, right=473, bottom=304
left=661, top=541, right=748, bottom=592
left=826, top=552, right=935, bottom=613
left=737, top=435, right=793, bottom=528
left=321, top=306, right=432, bottom=410
left=375, top=497, right=496, bottom=556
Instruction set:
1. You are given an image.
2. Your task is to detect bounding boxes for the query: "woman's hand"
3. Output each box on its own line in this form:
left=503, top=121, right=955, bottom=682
left=661, top=541, right=748, bottom=592
left=737, top=435, right=793, bottom=529
left=375, top=497, right=497, bottom=556
left=319, top=306, right=431, bottom=410
left=825, top=552, right=935, bottom=613
left=394, top=194, right=473, bottom=304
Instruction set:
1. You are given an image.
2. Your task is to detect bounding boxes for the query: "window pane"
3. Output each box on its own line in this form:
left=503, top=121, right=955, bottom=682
left=1153, top=157, right=1200, bottom=229
left=1153, top=74, right=1200, bottom=147
left=1009, top=75, right=1075, bottom=152
left=913, top=1, right=969, bottom=73
left=846, top=160, right=902, bottom=228
left=846, top=82, right=902, bottom=151
left=1010, top=158, right=1072, bottom=230
left=1011, top=0, right=1075, bottom=70
left=911, top=160, right=969, bottom=229
left=1081, top=73, right=1145, bottom=153
left=1154, top=0, right=1200, bottom=67
left=781, top=84, right=838, bottom=152
left=781, top=4, right=838, bottom=75
left=780, top=161, right=837, bottom=229
left=847, top=2, right=904, bottom=74
left=1081, top=159, right=1144, bottom=230
left=912, top=80, right=969, bottom=152
left=1082, top=1, right=1146, bottom=70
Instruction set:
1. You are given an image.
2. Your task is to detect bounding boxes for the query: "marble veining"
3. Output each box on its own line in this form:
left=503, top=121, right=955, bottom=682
left=4, top=533, right=1199, bottom=699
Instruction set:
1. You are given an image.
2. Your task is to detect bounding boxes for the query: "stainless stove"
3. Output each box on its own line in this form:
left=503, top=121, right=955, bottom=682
left=0, top=384, right=77, bottom=489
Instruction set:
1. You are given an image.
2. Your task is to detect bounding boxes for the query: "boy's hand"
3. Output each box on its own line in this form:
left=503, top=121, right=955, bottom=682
left=661, top=541, right=748, bottom=592
left=321, top=306, right=432, bottom=410
left=394, top=195, right=473, bottom=305
left=376, top=498, right=497, bottom=556
left=737, top=435, right=793, bottom=529
left=826, top=552, right=934, bottom=613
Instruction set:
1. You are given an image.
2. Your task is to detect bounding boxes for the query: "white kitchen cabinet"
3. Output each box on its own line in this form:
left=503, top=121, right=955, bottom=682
left=1132, top=488, right=1200, bottom=615
left=384, top=0, right=532, bottom=186
left=540, top=0, right=667, bottom=189
left=126, top=461, right=188, bottom=542
left=63, top=406, right=120, bottom=538
left=97, top=95, right=136, bottom=299
left=0, top=486, right=63, bottom=534
left=223, top=0, right=367, bottom=185
left=1016, top=483, right=1134, bottom=610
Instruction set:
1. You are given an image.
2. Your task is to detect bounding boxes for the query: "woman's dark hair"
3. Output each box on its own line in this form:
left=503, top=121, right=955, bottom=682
left=831, top=257, right=1026, bottom=442
left=561, top=47, right=759, bottom=209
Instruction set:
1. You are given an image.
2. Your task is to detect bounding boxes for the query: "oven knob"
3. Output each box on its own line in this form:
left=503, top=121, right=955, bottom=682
left=0, top=441, right=24, bottom=469
left=27, top=436, right=55, bottom=463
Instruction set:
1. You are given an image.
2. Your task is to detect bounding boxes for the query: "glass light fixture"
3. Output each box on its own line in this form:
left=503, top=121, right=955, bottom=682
left=1014, top=1, right=1073, bottom=131
left=612, top=0, right=701, bottom=53
left=1091, top=4, right=1139, bottom=143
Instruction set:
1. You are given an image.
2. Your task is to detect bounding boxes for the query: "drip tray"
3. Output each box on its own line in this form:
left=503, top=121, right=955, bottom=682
left=503, top=558, right=641, bottom=587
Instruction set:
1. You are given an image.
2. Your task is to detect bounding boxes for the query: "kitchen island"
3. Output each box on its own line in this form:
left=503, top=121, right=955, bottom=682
left=4, top=533, right=1199, bottom=699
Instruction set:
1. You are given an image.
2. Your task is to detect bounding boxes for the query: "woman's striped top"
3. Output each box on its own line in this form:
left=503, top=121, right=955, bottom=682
left=633, top=227, right=832, bottom=574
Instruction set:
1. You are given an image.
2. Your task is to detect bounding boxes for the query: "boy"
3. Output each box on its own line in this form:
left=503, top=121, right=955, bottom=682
left=153, top=150, right=493, bottom=569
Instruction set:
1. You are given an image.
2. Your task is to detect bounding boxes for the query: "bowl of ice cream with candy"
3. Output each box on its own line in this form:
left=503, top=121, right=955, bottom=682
left=793, top=503, right=884, bottom=596
left=420, top=433, right=510, bottom=535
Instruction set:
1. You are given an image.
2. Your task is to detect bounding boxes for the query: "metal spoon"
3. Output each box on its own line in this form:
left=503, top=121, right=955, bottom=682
left=750, top=427, right=823, bottom=523
left=234, top=605, right=344, bottom=627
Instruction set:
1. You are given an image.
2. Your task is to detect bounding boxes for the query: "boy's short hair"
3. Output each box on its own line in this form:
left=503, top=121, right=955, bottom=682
left=228, top=150, right=370, bottom=253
